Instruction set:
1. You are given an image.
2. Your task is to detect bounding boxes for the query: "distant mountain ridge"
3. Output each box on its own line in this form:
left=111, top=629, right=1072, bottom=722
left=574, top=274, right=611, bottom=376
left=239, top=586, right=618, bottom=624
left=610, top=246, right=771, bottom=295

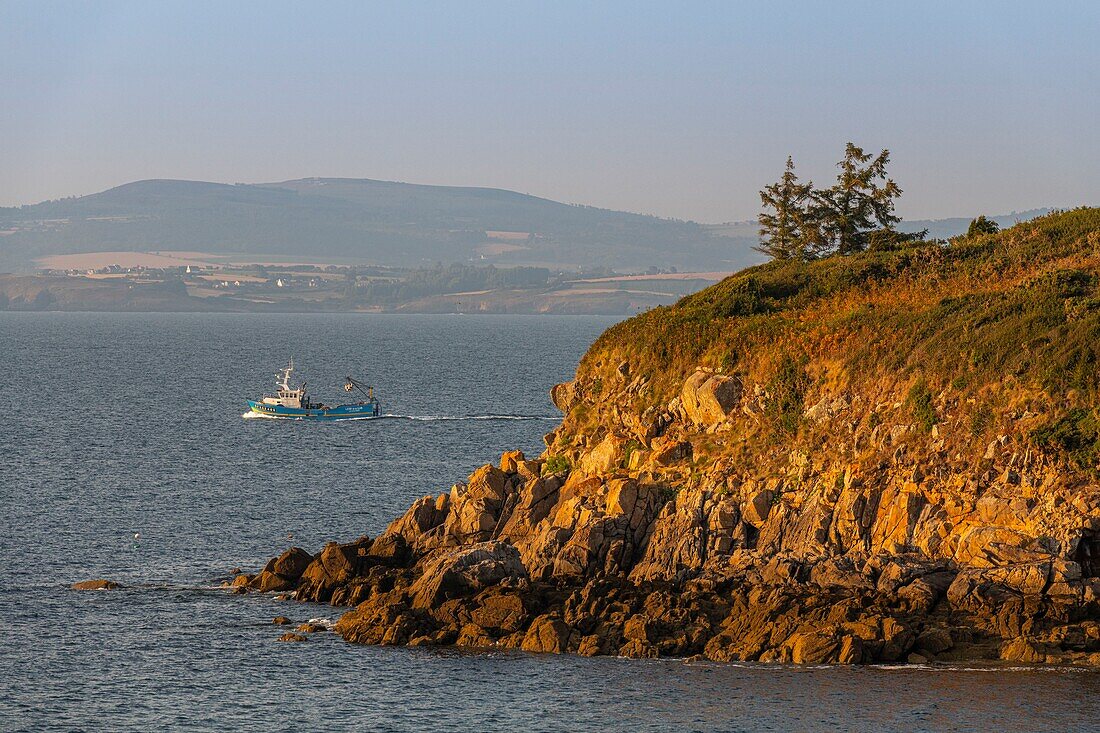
left=0, top=177, right=750, bottom=273
left=0, top=177, right=1053, bottom=273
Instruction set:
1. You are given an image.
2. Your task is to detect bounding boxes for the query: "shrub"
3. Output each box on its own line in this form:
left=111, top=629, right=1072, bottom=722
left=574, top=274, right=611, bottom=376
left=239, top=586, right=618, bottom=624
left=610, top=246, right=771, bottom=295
left=766, top=354, right=810, bottom=436
left=543, top=455, right=571, bottom=476
left=907, top=380, right=938, bottom=432
left=1031, top=409, right=1100, bottom=474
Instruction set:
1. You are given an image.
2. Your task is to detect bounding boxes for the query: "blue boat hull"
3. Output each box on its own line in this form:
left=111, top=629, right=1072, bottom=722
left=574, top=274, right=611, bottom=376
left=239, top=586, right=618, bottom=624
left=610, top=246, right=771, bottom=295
left=247, top=400, right=381, bottom=420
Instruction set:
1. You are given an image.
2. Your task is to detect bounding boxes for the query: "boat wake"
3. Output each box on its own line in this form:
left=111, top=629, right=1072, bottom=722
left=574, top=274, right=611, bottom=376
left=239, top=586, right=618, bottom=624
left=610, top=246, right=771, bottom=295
left=242, top=411, right=559, bottom=422
left=380, top=414, right=560, bottom=422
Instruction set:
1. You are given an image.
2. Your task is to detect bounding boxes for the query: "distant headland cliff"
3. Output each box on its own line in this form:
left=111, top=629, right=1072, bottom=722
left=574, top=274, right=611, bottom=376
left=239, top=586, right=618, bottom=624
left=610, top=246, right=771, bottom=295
left=234, top=208, right=1100, bottom=665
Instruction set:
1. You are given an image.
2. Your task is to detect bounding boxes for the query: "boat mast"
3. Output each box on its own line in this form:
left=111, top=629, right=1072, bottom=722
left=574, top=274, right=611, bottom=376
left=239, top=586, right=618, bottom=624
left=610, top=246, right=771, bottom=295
left=278, top=358, right=295, bottom=392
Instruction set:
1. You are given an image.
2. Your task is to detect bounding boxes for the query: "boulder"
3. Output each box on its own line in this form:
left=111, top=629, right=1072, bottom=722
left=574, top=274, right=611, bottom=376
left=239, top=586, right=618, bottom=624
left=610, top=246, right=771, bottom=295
left=629, top=488, right=707, bottom=582
left=521, top=615, right=573, bottom=653
left=367, top=533, right=410, bottom=564
left=650, top=436, right=692, bottom=466
left=550, top=381, right=578, bottom=412
left=466, top=464, right=509, bottom=503
left=500, top=450, right=526, bottom=474
left=681, top=370, right=741, bottom=427
left=742, top=489, right=774, bottom=528
left=471, top=592, right=528, bottom=633
left=295, top=540, right=366, bottom=601
left=250, top=570, right=296, bottom=593
left=268, top=547, right=313, bottom=581
left=916, top=627, right=954, bottom=655
left=277, top=633, right=308, bottom=643
left=790, top=631, right=841, bottom=664
left=382, top=495, right=449, bottom=550
left=455, top=623, right=495, bottom=648
left=272, top=616, right=292, bottom=625
left=1000, top=637, right=1044, bottom=663
left=409, top=542, right=528, bottom=610
left=579, top=435, right=627, bottom=475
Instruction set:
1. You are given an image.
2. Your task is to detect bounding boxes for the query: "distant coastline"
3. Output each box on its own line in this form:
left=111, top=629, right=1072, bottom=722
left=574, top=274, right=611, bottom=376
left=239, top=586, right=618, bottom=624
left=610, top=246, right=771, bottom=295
left=0, top=259, right=727, bottom=315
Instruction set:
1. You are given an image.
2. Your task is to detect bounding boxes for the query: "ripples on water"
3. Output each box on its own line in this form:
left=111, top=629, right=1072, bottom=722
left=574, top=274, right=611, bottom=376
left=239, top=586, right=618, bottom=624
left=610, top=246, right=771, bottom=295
left=2, top=312, right=1098, bottom=732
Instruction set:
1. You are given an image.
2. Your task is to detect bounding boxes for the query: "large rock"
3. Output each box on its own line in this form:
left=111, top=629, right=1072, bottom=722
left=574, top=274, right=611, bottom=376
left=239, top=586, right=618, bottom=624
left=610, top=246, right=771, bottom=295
left=681, top=370, right=741, bottom=427
left=268, top=547, right=313, bottom=580
left=578, top=435, right=627, bottom=475
left=294, top=540, right=367, bottom=601
left=550, top=381, right=578, bottom=412
left=521, top=615, right=573, bottom=653
left=629, top=487, right=707, bottom=582
left=409, top=541, right=528, bottom=610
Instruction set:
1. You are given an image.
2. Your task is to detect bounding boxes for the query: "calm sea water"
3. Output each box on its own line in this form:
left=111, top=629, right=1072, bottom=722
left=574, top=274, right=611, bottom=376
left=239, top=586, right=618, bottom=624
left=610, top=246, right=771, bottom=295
left=2, top=312, right=1099, bottom=733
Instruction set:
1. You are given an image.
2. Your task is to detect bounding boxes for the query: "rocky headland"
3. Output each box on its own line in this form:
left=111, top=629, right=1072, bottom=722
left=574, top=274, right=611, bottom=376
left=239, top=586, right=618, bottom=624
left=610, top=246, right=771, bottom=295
left=235, top=209, right=1100, bottom=666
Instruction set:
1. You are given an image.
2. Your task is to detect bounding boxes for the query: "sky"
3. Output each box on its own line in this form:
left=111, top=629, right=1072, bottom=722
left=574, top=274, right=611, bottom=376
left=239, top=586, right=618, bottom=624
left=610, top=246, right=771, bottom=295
left=2, top=1, right=1098, bottom=222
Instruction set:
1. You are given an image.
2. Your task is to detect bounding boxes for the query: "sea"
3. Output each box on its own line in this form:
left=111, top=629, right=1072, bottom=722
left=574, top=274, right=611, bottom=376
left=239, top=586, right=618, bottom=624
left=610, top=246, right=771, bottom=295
left=2, top=312, right=1099, bottom=732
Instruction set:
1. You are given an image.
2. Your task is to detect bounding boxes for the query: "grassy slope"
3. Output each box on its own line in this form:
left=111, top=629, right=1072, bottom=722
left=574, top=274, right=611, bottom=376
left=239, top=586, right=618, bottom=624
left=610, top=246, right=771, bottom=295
left=565, top=207, right=1100, bottom=475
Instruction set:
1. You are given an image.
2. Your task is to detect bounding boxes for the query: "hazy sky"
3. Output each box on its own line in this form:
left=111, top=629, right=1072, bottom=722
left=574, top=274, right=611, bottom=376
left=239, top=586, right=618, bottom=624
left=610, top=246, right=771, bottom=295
left=2, top=1, right=1098, bottom=221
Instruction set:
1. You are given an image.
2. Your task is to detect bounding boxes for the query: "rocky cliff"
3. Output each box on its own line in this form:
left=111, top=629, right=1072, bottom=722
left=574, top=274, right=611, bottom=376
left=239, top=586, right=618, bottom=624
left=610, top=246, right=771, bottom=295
left=237, top=208, right=1100, bottom=665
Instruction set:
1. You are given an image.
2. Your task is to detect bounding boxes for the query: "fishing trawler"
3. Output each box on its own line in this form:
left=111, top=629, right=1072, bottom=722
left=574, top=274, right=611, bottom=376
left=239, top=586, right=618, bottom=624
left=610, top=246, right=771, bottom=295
left=246, top=359, right=381, bottom=420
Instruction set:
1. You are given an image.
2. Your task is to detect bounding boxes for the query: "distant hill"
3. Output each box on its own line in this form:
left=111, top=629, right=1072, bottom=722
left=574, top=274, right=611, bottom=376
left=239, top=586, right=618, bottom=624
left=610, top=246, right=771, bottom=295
left=0, top=177, right=1055, bottom=274
left=0, top=178, right=754, bottom=273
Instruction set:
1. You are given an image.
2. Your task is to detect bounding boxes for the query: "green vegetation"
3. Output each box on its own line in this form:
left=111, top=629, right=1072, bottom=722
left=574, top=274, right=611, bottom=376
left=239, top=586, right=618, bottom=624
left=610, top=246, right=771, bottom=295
left=906, top=380, right=938, bottom=433
left=756, top=157, right=814, bottom=261
left=766, top=354, right=811, bottom=436
left=967, top=215, right=1000, bottom=237
left=543, top=455, right=571, bottom=476
left=622, top=440, right=644, bottom=469
left=1031, top=408, right=1100, bottom=475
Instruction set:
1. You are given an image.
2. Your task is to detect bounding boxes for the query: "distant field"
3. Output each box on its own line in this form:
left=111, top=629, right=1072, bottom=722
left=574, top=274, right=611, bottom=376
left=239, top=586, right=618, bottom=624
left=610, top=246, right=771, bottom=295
left=36, top=250, right=376, bottom=270
left=474, top=242, right=529, bottom=256
left=570, top=272, right=731, bottom=283
left=38, top=251, right=218, bottom=269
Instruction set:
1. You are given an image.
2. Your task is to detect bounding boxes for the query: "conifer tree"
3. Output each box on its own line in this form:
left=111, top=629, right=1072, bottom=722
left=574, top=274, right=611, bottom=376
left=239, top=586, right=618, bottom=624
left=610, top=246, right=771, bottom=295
left=757, top=157, right=814, bottom=260
left=815, top=143, right=902, bottom=255
left=966, top=215, right=1000, bottom=237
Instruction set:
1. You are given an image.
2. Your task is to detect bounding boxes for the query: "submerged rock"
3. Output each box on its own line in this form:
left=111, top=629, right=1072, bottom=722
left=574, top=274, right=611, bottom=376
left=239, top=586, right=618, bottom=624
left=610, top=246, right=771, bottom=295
left=71, top=579, right=120, bottom=591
